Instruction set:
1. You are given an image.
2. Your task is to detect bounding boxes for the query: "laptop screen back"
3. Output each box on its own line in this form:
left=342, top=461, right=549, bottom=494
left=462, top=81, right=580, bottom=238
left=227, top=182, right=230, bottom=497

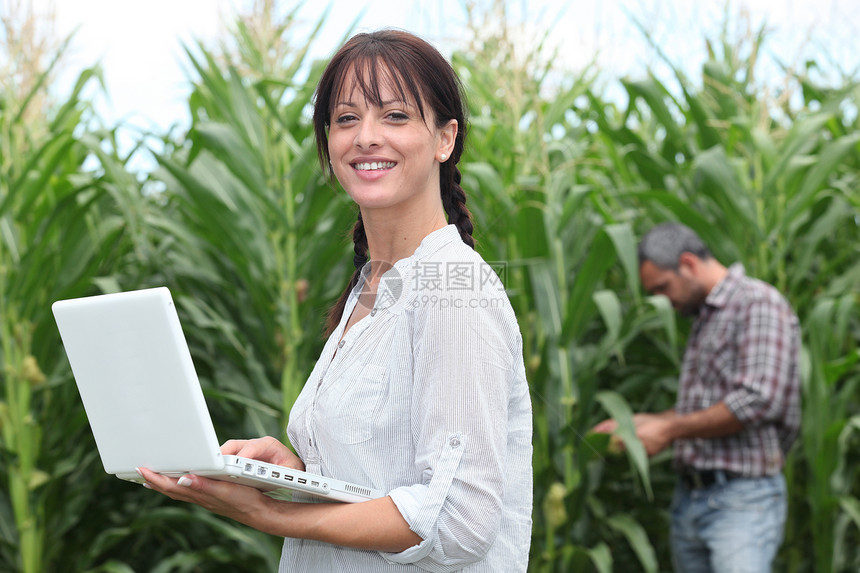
left=52, top=287, right=225, bottom=476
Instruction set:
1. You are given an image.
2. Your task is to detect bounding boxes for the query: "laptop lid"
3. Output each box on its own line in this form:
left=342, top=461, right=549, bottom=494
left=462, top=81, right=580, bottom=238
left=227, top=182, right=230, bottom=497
left=52, top=287, right=225, bottom=476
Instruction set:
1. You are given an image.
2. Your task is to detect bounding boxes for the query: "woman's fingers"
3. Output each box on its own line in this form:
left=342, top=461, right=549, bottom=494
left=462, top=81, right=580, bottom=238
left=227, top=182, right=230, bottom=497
left=220, top=436, right=305, bottom=470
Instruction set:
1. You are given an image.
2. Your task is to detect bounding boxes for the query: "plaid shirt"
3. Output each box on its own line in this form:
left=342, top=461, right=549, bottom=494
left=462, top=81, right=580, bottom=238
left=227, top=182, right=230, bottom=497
left=674, top=264, right=801, bottom=477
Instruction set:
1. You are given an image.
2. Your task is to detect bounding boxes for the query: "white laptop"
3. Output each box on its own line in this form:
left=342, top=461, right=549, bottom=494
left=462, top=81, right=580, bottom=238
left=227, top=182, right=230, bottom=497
left=52, top=287, right=383, bottom=504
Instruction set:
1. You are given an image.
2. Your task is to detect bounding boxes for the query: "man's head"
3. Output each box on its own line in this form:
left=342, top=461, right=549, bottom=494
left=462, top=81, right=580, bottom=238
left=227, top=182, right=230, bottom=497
left=637, top=223, right=724, bottom=316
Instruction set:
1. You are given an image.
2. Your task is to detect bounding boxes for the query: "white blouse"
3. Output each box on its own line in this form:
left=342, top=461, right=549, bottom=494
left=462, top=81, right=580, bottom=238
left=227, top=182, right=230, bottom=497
left=281, top=225, right=533, bottom=572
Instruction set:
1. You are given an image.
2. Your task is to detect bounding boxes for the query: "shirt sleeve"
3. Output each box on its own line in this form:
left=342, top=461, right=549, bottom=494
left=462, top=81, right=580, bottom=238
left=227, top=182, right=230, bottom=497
left=381, top=288, right=518, bottom=571
left=723, top=293, right=799, bottom=430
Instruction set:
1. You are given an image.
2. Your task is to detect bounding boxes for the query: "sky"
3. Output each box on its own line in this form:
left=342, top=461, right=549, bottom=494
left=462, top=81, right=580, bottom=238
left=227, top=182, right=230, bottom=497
left=16, top=0, right=860, bottom=169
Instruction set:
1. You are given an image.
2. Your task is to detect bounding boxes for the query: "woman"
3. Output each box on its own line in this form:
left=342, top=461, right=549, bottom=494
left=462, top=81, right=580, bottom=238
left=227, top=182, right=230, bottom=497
left=140, top=29, right=533, bottom=572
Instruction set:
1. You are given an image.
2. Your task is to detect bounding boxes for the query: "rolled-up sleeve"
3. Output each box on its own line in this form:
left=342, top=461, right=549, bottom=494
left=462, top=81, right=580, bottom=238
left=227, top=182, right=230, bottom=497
left=723, top=295, right=800, bottom=430
left=381, top=293, right=515, bottom=571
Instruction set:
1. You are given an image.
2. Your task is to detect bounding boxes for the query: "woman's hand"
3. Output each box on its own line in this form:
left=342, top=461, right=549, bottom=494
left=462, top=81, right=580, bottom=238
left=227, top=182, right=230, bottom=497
left=135, top=465, right=421, bottom=551
left=220, top=436, right=305, bottom=471
left=135, top=436, right=303, bottom=532
left=137, top=436, right=420, bottom=551
left=135, top=466, right=276, bottom=529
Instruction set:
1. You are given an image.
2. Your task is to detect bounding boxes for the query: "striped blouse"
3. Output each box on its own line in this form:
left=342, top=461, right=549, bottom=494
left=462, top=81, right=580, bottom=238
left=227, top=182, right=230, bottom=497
left=282, top=225, right=533, bottom=572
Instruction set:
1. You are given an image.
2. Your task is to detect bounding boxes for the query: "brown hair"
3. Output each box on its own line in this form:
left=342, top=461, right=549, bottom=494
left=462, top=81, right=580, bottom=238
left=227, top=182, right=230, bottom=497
left=314, top=29, right=474, bottom=335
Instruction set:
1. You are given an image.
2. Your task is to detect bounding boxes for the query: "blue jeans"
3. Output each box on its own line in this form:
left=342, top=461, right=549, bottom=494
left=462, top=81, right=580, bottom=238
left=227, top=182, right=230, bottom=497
left=670, top=472, right=787, bottom=573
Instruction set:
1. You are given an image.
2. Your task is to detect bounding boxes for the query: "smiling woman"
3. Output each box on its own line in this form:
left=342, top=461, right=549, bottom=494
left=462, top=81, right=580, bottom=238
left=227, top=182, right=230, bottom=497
left=138, top=29, right=534, bottom=573
left=313, top=29, right=474, bottom=336
left=326, top=77, right=455, bottom=220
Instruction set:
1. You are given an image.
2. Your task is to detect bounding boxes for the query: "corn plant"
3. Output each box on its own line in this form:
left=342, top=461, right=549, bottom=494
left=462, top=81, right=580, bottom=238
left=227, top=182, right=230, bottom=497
left=1, top=9, right=289, bottom=569
left=584, top=15, right=860, bottom=572
left=149, top=3, right=357, bottom=443
left=450, top=4, right=675, bottom=571
left=0, top=40, right=101, bottom=567
left=0, top=41, right=154, bottom=569
left=457, top=4, right=860, bottom=570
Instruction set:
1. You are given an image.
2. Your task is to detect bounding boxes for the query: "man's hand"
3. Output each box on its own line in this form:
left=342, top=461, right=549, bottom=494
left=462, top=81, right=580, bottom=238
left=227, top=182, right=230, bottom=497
left=592, top=403, right=743, bottom=457
left=591, top=411, right=677, bottom=457
left=631, top=414, right=676, bottom=456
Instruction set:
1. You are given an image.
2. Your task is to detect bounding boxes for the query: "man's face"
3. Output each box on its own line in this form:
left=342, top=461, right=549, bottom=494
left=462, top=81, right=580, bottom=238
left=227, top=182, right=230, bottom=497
left=639, top=259, right=708, bottom=317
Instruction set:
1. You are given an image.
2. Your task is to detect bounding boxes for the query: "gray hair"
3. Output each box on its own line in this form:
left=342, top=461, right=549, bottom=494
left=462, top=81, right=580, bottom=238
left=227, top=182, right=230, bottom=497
left=638, top=222, right=712, bottom=270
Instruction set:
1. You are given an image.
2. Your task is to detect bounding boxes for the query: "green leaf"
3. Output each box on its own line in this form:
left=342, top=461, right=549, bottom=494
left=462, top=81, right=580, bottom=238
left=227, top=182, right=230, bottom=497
left=595, top=390, right=653, bottom=498
left=604, top=223, right=640, bottom=303
left=606, top=514, right=659, bottom=573
left=593, top=290, right=622, bottom=344
left=563, top=228, right=617, bottom=341
left=587, top=542, right=613, bottom=573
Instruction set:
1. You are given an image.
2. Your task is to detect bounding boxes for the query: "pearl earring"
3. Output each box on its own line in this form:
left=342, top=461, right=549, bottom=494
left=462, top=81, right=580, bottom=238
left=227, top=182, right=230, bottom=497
left=440, top=153, right=447, bottom=161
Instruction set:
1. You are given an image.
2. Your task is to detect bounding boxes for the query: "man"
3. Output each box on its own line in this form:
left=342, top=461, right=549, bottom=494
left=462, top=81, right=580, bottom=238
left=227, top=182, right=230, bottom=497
left=594, top=222, right=801, bottom=573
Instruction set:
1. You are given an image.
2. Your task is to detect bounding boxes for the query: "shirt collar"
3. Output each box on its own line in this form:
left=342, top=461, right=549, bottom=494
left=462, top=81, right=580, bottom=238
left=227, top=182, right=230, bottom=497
left=402, top=224, right=462, bottom=266
left=355, top=225, right=464, bottom=314
left=704, top=262, right=745, bottom=309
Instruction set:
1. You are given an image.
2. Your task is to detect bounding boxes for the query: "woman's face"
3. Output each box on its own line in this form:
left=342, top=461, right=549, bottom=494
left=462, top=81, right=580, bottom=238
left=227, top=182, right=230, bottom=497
left=327, top=68, right=457, bottom=217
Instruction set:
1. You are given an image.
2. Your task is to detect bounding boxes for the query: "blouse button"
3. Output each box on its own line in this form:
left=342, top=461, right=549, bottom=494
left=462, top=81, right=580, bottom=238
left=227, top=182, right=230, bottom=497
left=370, top=308, right=377, bottom=317
left=449, top=437, right=461, bottom=448
left=338, top=340, right=345, bottom=348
